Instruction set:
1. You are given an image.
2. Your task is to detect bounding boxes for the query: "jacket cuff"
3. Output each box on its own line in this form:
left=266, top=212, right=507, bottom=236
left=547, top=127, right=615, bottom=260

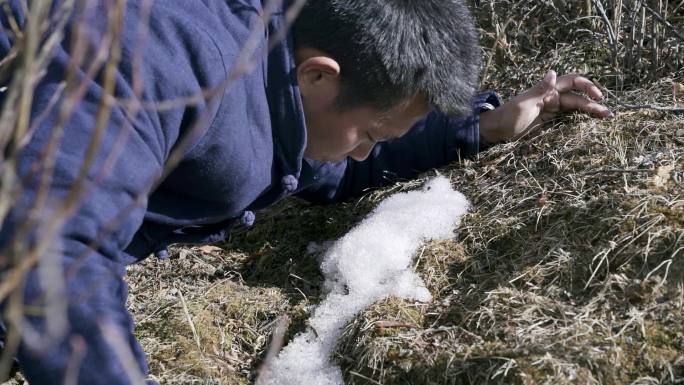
left=473, top=91, right=503, bottom=115
left=446, top=91, right=503, bottom=159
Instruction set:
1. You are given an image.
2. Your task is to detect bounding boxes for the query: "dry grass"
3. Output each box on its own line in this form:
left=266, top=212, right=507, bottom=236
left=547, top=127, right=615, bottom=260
left=337, top=90, right=684, bottom=384
left=126, top=198, right=370, bottom=384
left=127, top=248, right=291, bottom=384
left=123, top=1, right=683, bottom=384
left=126, top=101, right=683, bottom=384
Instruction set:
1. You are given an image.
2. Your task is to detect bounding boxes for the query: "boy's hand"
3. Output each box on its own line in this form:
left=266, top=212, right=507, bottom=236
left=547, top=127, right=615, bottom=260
left=480, top=70, right=613, bottom=143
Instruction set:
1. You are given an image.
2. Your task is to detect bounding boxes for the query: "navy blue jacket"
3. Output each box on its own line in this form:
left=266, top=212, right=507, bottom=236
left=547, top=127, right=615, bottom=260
left=0, top=0, right=500, bottom=383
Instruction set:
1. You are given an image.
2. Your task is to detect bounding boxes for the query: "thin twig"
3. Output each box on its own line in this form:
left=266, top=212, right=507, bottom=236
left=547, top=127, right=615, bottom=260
left=601, top=85, right=684, bottom=113
left=639, top=0, right=684, bottom=40
left=592, top=0, right=617, bottom=44
left=99, top=321, right=148, bottom=385
left=177, top=288, right=203, bottom=355
left=255, top=315, right=291, bottom=384
left=581, top=168, right=652, bottom=175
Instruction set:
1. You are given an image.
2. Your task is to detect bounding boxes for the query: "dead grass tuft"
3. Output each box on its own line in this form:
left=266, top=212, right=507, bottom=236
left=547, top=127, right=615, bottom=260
left=127, top=248, right=291, bottom=384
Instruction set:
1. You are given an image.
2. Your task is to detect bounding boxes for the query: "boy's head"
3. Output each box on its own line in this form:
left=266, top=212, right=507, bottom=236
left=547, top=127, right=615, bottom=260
left=293, top=0, right=481, bottom=162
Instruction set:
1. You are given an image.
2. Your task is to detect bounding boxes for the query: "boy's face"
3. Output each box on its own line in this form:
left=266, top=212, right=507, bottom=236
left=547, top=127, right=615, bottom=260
left=302, top=93, right=430, bottom=163
left=296, top=48, right=430, bottom=163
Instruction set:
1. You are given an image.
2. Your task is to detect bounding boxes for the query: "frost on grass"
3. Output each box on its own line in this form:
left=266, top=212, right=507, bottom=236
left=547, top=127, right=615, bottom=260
left=257, top=176, right=470, bottom=385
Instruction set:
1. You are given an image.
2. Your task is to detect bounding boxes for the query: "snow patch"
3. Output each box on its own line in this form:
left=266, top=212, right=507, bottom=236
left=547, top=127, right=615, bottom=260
left=258, top=176, right=470, bottom=385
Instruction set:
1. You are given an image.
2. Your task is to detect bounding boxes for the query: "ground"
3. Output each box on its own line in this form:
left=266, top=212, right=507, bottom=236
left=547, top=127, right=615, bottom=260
left=126, top=102, right=683, bottom=384
left=0, top=1, right=681, bottom=385
left=123, top=1, right=684, bottom=384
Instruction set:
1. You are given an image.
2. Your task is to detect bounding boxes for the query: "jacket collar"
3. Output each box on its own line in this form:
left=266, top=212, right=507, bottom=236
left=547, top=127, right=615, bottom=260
left=265, top=1, right=308, bottom=180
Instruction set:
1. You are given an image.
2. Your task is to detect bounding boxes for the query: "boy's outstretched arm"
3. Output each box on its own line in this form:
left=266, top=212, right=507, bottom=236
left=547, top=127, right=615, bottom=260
left=299, top=71, right=612, bottom=203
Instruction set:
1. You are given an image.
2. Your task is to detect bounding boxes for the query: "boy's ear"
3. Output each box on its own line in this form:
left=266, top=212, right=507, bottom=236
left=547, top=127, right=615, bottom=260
left=295, top=49, right=341, bottom=100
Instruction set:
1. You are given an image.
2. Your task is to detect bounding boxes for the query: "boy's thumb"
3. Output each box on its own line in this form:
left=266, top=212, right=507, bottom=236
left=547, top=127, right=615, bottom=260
left=541, top=70, right=557, bottom=92
left=531, top=70, right=557, bottom=97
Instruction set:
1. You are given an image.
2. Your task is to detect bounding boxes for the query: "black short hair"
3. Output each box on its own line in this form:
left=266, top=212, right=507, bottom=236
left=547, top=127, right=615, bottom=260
left=293, top=0, right=481, bottom=115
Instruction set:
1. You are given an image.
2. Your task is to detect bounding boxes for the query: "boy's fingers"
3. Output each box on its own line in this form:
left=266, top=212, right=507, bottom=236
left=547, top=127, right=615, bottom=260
left=556, top=74, right=604, bottom=100
left=559, top=92, right=613, bottom=118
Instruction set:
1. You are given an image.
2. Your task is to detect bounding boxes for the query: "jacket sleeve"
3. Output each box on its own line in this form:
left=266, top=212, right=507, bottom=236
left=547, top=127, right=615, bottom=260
left=0, top=2, right=222, bottom=383
left=297, top=91, right=503, bottom=203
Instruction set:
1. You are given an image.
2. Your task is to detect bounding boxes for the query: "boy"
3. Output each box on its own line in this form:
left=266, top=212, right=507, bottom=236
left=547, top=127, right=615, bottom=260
left=0, top=0, right=611, bottom=383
